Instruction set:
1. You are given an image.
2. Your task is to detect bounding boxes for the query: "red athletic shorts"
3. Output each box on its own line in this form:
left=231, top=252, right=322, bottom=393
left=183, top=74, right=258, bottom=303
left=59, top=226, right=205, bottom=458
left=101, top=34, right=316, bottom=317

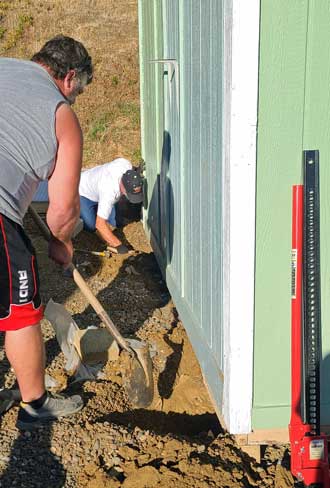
left=0, top=213, right=43, bottom=330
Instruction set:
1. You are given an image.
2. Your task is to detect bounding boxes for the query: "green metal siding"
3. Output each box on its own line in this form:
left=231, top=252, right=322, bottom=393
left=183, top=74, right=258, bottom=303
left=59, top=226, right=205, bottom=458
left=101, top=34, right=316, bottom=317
left=139, top=0, right=224, bottom=411
left=254, top=0, right=330, bottom=429
left=139, top=0, right=164, bottom=250
left=162, top=0, right=181, bottom=285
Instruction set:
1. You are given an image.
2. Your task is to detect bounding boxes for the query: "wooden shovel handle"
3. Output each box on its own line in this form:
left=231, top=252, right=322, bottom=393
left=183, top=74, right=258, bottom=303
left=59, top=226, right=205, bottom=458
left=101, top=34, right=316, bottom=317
left=66, top=263, right=130, bottom=351
left=29, top=206, right=52, bottom=241
left=28, top=206, right=131, bottom=352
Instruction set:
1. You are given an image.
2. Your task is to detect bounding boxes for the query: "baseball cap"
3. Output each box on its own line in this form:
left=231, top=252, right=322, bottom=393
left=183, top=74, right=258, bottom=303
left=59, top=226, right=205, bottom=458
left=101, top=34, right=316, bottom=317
left=121, top=169, right=144, bottom=204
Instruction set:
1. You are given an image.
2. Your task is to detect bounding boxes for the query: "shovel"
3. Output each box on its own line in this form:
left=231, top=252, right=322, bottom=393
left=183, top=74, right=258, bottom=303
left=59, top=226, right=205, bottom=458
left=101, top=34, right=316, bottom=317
left=28, top=205, right=154, bottom=408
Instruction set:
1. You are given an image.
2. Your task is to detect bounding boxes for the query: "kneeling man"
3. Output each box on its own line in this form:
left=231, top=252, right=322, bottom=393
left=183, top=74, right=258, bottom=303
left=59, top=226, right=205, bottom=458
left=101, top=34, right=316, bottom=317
left=79, top=158, right=143, bottom=254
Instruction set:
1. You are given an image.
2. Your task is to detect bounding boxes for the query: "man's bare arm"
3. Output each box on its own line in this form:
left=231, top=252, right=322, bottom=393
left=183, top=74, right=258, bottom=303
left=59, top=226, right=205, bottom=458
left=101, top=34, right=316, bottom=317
left=47, top=103, right=83, bottom=243
left=46, top=103, right=82, bottom=266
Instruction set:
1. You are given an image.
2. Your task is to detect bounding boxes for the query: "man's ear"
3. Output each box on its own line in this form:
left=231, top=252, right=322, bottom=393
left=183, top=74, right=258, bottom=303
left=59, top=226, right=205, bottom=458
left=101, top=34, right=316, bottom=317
left=63, top=69, right=76, bottom=88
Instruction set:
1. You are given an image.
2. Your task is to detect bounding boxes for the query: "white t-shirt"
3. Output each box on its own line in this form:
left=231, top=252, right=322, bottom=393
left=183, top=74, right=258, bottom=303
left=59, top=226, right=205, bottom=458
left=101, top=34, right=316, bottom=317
left=79, top=158, right=132, bottom=220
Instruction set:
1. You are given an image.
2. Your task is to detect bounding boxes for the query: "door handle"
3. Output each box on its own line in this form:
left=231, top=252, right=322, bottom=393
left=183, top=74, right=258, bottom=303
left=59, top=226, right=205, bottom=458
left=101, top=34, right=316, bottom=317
left=149, top=59, right=179, bottom=111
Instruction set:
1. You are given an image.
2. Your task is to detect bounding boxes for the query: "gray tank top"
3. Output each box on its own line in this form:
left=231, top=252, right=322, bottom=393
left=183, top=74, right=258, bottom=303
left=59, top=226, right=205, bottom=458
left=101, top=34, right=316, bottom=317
left=0, top=58, right=68, bottom=225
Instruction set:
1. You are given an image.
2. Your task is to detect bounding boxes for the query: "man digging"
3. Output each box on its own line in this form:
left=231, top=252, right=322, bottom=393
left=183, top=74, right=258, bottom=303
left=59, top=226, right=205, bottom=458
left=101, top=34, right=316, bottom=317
left=0, top=35, right=92, bottom=429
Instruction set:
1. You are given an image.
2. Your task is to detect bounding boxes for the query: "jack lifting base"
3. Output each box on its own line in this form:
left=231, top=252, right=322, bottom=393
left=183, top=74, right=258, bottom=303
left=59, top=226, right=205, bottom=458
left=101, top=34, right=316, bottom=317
left=289, top=423, right=330, bottom=487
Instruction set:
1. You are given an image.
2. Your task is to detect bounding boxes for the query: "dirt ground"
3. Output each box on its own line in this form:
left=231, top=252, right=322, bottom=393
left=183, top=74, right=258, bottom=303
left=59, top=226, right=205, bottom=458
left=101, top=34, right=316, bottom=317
left=0, top=217, right=294, bottom=488
left=0, top=1, right=295, bottom=487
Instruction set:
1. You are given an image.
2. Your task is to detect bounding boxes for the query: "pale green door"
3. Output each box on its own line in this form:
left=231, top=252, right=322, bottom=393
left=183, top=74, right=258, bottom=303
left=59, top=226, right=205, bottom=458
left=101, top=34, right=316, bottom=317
left=254, top=0, right=330, bottom=429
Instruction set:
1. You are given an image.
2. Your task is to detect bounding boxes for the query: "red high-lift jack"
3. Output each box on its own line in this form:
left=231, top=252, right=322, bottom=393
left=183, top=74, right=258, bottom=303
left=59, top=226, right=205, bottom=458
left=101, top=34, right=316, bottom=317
left=290, top=150, right=330, bottom=487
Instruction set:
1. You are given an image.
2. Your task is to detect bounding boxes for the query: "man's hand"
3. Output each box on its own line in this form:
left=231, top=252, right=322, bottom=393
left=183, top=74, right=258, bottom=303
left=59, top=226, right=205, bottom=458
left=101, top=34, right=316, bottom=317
left=107, top=244, right=129, bottom=255
left=48, top=238, right=73, bottom=267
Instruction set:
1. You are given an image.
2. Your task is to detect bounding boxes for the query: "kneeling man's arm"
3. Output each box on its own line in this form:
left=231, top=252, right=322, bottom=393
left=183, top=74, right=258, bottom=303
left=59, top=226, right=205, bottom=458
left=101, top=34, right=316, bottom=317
left=95, top=216, right=122, bottom=248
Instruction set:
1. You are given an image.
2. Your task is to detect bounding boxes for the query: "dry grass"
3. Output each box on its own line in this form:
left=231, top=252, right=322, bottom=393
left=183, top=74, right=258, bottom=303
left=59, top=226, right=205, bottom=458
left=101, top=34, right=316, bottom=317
left=0, top=0, right=141, bottom=166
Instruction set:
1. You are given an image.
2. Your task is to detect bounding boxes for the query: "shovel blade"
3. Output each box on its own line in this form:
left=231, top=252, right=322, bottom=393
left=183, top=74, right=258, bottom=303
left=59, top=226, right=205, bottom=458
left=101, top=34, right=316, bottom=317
left=122, top=339, right=154, bottom=408
left=0, top=389, right=21, bottom=415
left=45, top=299, right=120, bottom=367
left=44, top=299, right=81, bottom=371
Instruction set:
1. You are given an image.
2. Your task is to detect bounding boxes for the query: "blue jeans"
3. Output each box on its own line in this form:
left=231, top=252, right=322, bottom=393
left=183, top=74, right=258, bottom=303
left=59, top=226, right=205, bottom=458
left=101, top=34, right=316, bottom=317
left=80, top=196, right=116, bottom=232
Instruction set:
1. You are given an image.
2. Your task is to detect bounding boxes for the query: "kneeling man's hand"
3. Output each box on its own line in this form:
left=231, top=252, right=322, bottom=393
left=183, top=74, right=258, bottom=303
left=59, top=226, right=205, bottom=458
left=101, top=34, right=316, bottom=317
left=107, top=244, right=130, bottom=254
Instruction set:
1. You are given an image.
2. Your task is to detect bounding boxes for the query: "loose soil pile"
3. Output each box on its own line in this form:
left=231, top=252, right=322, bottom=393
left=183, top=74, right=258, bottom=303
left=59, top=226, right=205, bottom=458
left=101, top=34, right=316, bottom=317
left=0, top=1, right=295, bottom=487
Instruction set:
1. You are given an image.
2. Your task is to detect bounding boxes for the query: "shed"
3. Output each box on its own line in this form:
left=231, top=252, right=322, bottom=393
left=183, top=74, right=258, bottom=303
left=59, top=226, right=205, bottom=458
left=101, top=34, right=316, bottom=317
left=138, top=0, right=330, bottom=442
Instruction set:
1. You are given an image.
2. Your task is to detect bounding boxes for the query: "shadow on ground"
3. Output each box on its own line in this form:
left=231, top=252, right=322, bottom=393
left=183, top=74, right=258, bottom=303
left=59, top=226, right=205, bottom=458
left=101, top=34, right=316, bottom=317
left=96, top=409, right=222, bottom=438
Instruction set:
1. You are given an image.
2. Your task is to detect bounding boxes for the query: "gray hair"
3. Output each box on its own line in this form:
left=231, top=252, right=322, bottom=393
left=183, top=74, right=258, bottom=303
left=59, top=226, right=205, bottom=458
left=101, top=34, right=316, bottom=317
left=31, top=35, right=93, bottom=84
